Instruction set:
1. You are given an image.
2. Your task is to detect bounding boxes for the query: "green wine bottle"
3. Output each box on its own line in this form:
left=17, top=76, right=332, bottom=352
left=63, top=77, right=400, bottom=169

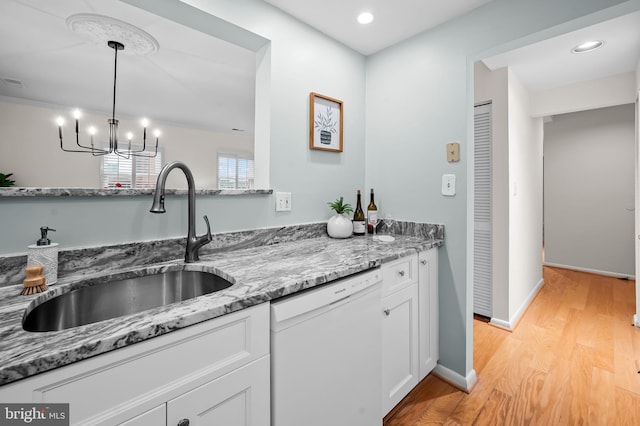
left=352, top=190, right=365, bottom=235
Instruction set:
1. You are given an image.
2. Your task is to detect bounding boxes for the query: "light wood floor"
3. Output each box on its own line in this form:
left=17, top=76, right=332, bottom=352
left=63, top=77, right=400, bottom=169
left=383, top=266, right=640, bottom=426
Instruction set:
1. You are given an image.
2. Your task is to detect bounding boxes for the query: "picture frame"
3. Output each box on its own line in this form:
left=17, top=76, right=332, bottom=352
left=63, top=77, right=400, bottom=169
left=309, top=92, right=343, bottom=152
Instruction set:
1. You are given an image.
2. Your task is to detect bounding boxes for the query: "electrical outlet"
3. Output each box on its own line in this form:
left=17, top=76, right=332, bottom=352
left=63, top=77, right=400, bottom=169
left=276, top=192, right=292, bottom=211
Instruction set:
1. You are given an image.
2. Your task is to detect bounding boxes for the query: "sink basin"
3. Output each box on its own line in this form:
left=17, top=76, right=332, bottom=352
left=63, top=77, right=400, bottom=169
left=22, top=270, right=234, bottom=332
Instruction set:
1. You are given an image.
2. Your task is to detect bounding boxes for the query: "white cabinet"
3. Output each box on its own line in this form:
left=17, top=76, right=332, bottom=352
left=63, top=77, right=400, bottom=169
left=381, top=254, right=419, bottom=415
left=0, top=303, right=270, bottom=426
left=167, top=356, right=270, bottom=426
left=418, top=248, right=439, bottom=379
left=380, top=249, right=439, bottom=416
left=119, top=405, right=165, bottom=426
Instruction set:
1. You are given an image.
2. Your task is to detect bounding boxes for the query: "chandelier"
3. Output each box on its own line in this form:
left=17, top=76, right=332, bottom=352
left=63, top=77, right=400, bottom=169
left=57, top=14, right=161, bottom=158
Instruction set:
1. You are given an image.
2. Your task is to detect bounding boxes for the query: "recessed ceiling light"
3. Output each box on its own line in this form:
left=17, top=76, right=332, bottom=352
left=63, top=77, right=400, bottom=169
left=357, top=12, right=374, bottom=25
left=571, top=40, right=604, bottom=54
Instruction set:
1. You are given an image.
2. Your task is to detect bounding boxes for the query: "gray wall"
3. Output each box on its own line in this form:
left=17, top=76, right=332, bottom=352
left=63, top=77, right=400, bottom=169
left=544, top=104, right=635, bottom=277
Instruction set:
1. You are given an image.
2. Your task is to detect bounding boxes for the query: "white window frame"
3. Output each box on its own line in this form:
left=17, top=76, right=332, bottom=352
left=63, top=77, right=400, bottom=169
left=217, top=153, right=255, bottom=190
left=100, top=146, right=164, bottom=189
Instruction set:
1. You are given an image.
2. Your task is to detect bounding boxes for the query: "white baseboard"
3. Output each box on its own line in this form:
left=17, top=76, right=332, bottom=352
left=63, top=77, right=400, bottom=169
left=489, top=278, right=545, bottom=331
left=489, top=317, right=512, bottom=331
left=432, top=364, right=477, bottom=393
left=544, top=262, right=635, bottom=280
left=634, top=314, right=640, bottom=328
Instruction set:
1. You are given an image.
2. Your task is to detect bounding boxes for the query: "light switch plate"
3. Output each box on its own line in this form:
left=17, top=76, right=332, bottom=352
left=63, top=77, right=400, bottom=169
left=447, top=142, right=460, bottom=162
left=275, top=192, right=292, bottom=211
left=442, top=174, right=456, bottom=196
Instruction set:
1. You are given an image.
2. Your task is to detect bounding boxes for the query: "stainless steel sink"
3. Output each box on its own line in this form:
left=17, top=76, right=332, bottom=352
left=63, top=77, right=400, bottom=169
left=22, top=270, right=234, bottom=332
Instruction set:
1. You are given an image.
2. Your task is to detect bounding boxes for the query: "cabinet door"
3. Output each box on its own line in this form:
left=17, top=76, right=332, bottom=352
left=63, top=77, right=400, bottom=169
left=119, top=404, right=166, bottom=426
left=381, top=283, right=419, bottom=415
left=418, top=249, right=439, bottom=380
left=167, top=356, right=270, bottom=426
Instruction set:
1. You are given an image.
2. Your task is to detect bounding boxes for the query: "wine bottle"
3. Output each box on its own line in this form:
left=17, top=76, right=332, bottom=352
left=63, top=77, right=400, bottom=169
left=352, top=190, right=366, bottom=235
left=367, top=188, right=378, bottom=234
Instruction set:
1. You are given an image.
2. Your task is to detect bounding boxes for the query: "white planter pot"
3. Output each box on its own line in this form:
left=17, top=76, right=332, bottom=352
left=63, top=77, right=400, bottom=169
left=327, top=214, right=353, bottom=239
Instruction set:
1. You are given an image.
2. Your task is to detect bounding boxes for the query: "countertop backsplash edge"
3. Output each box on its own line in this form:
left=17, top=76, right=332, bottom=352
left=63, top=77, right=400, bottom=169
left=0, top=221, right=443, bottom=288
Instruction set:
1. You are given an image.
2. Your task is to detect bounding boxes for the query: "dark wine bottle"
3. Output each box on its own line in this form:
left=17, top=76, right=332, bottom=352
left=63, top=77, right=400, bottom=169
left=352, top=190, right=365, bottom=235
left=367, top=188, right=378, bottom=234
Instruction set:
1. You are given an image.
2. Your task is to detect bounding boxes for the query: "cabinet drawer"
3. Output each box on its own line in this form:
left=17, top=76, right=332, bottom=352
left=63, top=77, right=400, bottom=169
left=382, top=254, right=418, bottom=297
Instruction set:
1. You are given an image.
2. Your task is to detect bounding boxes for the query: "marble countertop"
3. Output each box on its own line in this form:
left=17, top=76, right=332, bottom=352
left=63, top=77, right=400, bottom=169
left=0, top=234, right=442, bottom=386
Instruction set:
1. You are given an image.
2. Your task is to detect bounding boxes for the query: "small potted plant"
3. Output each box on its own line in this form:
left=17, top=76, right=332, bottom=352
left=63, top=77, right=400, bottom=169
left=327, top=196, right=353, bottom=239
left=0, top=172, right=16, bottom=187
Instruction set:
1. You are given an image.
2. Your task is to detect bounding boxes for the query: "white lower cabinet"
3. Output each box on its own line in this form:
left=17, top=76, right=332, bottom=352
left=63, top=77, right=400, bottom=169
left=381, top=255, right=420, bottom=415
left=167, top=356, right=270, bottom=426
left=0, top=303, right=270, bottom=426
left=119, top=405, right=165, bottom=426
left=418, top=248, right=439, bottom=379
left=381, top=249, right=439, bottom=416
left=121, top=356, right=270, bottom=426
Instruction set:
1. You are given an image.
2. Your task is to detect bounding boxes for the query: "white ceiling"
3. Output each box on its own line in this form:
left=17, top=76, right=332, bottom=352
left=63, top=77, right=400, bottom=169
left=482, top=10, right=640, bottom=93
left=263, top=0, right=640, bottom=93
left=0, top=0, right=256, bottom=134
left=262, top=0, right=495, bottom=56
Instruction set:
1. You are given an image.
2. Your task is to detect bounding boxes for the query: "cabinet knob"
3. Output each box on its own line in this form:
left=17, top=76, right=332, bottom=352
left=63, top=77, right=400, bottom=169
left=178, top=419, right=190, bottom=426
left=383, top=309, right=391, bottom=316
left=421, top=260, right=427, bottom=265
left=398, top=270, right=405, bottom=277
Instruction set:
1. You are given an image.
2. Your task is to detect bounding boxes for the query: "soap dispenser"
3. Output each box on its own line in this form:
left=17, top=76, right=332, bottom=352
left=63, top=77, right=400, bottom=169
left=27, top=226, right=59, bottom=285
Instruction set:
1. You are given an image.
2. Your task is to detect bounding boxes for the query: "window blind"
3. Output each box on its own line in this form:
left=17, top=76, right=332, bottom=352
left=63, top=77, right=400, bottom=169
left=101, top=148, right=163, bottom=189
left=218, top=154, right=254, bottom=189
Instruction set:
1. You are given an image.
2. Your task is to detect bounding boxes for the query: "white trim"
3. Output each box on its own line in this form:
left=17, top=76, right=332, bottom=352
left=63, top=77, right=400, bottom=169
left=432, top=364, right=478, bottom=393
left=510, top=277, right=544, bottom=326
left=636, top=89, right=640, bottom=331
left=544, top=262, right=635, bottom=280
left=490, top=278, right=544, bottom=331
left=489, top=317, right=512, bottom=331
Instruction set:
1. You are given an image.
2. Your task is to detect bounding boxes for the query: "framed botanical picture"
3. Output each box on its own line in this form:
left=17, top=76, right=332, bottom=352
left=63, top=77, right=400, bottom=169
left=309, top=92, right=343, bottom=152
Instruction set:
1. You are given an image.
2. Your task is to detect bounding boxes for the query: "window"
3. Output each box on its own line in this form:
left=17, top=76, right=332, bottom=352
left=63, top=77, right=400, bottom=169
left=218, top=154, right=254, bottom=189
left=101, top=148, right=163, bottom=189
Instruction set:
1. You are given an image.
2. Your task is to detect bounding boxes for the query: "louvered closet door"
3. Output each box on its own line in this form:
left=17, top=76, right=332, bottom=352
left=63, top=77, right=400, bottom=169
left=474, top=103, right=492, bottom=317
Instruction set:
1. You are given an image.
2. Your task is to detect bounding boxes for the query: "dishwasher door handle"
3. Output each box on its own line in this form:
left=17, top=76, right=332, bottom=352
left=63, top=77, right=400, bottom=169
left=330, top=294, right=351, bottom=306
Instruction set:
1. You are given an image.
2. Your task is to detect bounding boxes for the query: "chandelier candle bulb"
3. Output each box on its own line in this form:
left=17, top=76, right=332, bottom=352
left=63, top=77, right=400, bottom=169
left=56, top=117, right=64, bottom=139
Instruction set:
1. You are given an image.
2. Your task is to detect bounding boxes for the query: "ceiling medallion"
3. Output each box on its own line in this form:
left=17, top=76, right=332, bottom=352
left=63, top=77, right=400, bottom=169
left=66, top=13, right=159, bottom=56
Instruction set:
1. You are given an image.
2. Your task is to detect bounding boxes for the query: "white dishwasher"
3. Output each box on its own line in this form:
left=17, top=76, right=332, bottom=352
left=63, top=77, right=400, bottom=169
left=270, top=269, right=383, bottom=426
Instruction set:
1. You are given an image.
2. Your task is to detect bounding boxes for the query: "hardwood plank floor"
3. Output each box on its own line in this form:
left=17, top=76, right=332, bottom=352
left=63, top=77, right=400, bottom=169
left=383, top=266, right=640, bottom=426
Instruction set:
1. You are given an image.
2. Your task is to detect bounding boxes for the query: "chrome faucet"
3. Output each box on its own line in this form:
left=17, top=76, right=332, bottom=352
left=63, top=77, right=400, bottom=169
left=150, top=161, right=212, bottom=263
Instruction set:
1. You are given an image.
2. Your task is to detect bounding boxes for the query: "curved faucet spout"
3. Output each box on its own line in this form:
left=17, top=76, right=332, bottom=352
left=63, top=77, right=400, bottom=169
left=150, top=161, right=212, bottom=262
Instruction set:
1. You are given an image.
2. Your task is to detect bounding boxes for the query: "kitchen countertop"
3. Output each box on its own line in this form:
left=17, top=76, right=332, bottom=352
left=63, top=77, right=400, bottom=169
left=0, top=234, right=442, bottom=386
